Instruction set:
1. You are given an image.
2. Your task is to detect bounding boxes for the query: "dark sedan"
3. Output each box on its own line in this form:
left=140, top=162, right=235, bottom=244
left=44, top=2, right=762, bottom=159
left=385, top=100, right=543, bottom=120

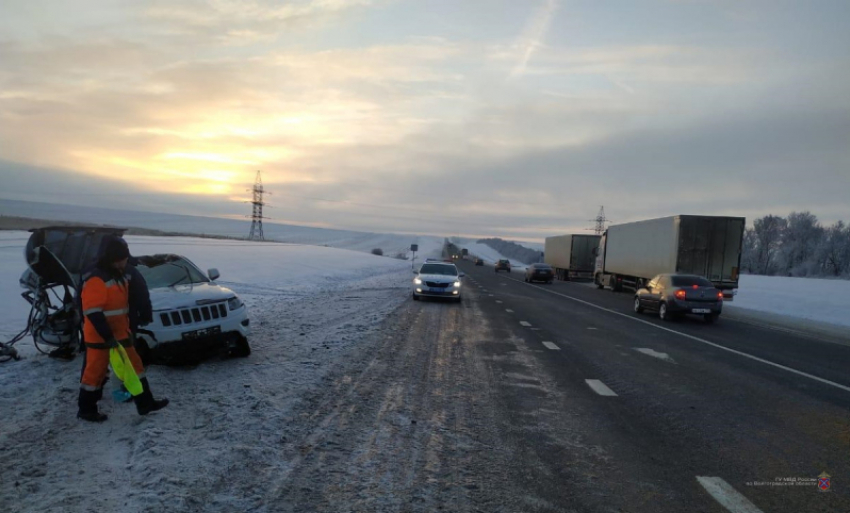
left=525, top=263, right=554, bottom=283
left=495, top=259, right=511, bottom=273
left=634, top=274, right=723, bottom=323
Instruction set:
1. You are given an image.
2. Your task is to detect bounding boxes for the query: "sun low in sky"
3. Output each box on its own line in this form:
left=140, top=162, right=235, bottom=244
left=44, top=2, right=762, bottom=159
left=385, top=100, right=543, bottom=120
left=1, top=0, right=848, bottom=239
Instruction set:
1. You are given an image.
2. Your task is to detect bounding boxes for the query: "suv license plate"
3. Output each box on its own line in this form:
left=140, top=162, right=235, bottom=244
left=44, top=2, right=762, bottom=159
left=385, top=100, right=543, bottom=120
left=692, top=308, right=711, bottom=314
left=182, top=326, right=221, bottom=340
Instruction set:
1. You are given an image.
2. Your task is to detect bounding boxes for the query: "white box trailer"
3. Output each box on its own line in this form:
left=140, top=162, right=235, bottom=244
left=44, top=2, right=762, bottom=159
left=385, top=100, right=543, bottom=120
left=544, top=234, right=601, bottom=281
left=594, top=215, right=745, bottom=298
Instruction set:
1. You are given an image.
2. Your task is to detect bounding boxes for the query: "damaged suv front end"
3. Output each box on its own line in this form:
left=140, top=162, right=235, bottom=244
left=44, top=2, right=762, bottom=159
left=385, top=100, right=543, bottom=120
left=134, top=254, right=250, bottom=364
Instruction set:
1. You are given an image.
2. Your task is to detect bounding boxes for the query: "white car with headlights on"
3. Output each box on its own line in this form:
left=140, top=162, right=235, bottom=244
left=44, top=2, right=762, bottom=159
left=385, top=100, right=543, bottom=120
left=133, top=254, right=251, bottom=364
left=412, top=262, right=464, bottom=303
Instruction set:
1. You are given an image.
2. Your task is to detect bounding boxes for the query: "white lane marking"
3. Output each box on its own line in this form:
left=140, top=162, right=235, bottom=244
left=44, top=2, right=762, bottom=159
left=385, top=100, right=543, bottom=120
left=696, top=477, right=764, bottom=513
left=542, top=341, right=560, bottom=350
left=634, top=348, right=676, bottom=364
left=519, top=321, right=532, bottom=327
left=506, top=309, right=514, bottom=313
left=587, top=327, right=598, bottom=330
left=585, top=379, right=618, bottom=396
left=508, top=276, right=850, bottom=394
left=489, top=294, right=494, bottom=297
left=496, top=300, right=503, bottom=304
left=531, top=328, right=541, bottom=331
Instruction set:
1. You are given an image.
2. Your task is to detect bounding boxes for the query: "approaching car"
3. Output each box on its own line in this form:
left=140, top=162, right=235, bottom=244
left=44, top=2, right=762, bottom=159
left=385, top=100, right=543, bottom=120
left=474, top=258, right=484, bottom=266
left=525, top=263, right=554, bottom=283
left=633, top=273, right=723, bottom=323
left=495, top=259, right=511, bottom=273
left=134, top=254, right=251, bottom=364
left=413, top=262, right=464, bottom=302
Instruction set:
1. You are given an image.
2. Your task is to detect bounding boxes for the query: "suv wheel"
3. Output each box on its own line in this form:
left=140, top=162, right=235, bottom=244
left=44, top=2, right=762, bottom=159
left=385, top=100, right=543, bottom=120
left=230, top=337, right=251, bottom=358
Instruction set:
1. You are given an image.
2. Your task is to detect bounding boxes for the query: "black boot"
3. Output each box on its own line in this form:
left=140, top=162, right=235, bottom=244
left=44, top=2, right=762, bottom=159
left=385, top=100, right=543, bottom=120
left=77, top=389, right=108, bottom=422
left=134, top=378, right=169, bottom=415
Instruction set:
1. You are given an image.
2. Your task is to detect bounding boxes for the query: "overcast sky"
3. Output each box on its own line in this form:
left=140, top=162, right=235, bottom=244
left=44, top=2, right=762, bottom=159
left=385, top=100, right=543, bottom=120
left=1, top=0, right=848, bottom=240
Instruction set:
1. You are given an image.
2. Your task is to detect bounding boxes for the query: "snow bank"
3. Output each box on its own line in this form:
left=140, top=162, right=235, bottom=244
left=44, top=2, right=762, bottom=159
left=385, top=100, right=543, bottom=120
left=0, top=232, right=414, bottom=513
left=727, top=274, right=850, bottom=328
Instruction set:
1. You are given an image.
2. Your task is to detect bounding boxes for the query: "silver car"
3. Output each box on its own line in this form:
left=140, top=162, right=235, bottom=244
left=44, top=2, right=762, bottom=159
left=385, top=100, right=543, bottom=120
left=412, top=262, right=464, bottom=303
left=634, top=273, right=723, bottom=323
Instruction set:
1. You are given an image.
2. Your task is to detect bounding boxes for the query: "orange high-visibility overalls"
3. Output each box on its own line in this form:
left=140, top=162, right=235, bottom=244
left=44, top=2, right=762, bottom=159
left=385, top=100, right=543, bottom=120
left=80, top=271, right=145, bottom=391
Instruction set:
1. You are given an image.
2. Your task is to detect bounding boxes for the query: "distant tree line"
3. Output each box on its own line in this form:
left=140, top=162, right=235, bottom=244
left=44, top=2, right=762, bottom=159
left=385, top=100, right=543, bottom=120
left=741, top=212, right=850, bottom=279
left=476, top=238, right=541, bottom=265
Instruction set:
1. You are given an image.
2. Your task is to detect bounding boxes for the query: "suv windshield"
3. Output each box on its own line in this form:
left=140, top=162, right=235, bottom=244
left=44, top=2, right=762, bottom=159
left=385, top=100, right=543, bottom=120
left=136, top=255, right=209, bottom=288
left=671, top=276, right=713, bottom=287
left=419, top=264, right=458, bottom=276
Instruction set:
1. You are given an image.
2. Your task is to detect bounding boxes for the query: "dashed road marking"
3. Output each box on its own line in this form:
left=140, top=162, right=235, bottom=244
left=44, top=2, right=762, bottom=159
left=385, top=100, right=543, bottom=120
left=506, top=309, right=514, bottom=313
left=542, top=341, right=560, bottom=350
left=587, top=327, right=597, bottom=330
left=634, top=348, right=676, bottom=364
left=519, top=321, right=532, bottom=327
left=489, top=294, right=494, bottom=297
left=508, top=276, right=850, bottom=394
left=531, top=328, right=541, bottom=331
left=585, top=379, right=617, bottom=396
left=496, top=300, right=503, bottom=304
left=696, top=477, right=763, bottom=513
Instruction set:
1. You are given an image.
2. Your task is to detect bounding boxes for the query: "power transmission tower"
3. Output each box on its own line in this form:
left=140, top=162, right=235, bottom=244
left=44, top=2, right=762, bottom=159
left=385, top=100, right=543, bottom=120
left=588, top=206, right=609, bottom=235
left=247, top=170, right=269, bottom=241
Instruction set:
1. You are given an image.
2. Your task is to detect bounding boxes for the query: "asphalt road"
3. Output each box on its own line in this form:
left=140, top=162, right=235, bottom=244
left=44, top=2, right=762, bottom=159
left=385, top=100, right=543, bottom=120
left=456, top=261, right=850, bottom=512
left=269, top=262, right=849, bottom=512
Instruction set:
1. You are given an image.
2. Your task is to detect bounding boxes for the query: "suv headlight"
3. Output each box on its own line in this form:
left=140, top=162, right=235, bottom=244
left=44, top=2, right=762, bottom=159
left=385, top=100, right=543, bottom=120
left=228, top=296, right=244, bottom=311
left=414, top=278, right=422, bottom=285
left=453, top=281, right=461, bottom=288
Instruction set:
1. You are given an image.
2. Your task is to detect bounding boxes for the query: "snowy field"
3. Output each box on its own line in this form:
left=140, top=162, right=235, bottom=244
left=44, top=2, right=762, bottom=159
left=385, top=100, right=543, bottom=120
left=727, top=274, right=850, bottom=328
left=0, top=199, right=446, bottom=258
left=0, top=232, right=414, bottom=513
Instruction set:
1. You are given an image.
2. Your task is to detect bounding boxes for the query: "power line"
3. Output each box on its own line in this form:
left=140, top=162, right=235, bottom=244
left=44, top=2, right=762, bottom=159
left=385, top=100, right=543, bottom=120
left=247, top=170, right=270, bottom=241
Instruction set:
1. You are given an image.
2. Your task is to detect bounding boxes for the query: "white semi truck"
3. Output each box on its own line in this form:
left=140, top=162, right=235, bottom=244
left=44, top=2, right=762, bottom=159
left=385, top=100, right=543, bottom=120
left=544, top=234, right=601, bottom=281
left=594, top=215, right=745, bottom=298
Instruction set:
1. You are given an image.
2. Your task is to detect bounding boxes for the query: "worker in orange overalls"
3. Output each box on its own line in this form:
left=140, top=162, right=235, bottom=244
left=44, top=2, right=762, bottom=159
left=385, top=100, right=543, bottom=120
left=77, top=238, right=169, bottom=422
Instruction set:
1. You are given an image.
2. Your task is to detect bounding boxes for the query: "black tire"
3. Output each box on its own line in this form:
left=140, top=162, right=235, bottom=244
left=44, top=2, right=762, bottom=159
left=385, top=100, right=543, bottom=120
left=231, top=337, right=251, bottom=358
left=659, top=302, right=671, bottom=321
left=595, top=274, right=604, bottom=289
left=611, top=275, right=619, bottom=292
left=413, top=293, right=420, bottom=301
left=704, top=313, right=719, bottom=324
left=455, top=296, right=462, bottom=303
left=634, top=297, right=644, bottom=314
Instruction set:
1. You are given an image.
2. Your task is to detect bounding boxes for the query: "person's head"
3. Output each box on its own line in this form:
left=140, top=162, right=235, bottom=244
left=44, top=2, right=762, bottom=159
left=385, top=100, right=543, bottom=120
left=99, top=238, right=131, bottom=272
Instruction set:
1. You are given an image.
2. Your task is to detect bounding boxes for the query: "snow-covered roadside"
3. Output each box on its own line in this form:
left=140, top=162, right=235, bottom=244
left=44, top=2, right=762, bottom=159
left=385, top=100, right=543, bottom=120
left=726, top=274, right=850, bottom=329
left=0, top=232, right=413, bottom=513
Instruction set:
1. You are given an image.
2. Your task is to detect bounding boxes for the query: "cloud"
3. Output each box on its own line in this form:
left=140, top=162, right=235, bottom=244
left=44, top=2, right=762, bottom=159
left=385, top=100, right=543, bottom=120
left=510, top=0, right=558, bottom=79
left=1, top=0, right=848, bottom=239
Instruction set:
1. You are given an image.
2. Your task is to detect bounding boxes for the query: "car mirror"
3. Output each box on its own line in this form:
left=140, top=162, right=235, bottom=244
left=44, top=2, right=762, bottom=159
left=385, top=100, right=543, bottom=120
left=208, top=268, right=220, bottom=281
left=459, top=272, right=465, bottom=278
left=413, top=270, right=419, bottom=274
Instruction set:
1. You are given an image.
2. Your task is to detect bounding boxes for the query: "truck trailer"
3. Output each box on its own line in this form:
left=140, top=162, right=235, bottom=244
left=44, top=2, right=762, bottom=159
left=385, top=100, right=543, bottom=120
left=544, top=234, right=601, bottom=281
left=594, top=215, right=745, bottom=298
